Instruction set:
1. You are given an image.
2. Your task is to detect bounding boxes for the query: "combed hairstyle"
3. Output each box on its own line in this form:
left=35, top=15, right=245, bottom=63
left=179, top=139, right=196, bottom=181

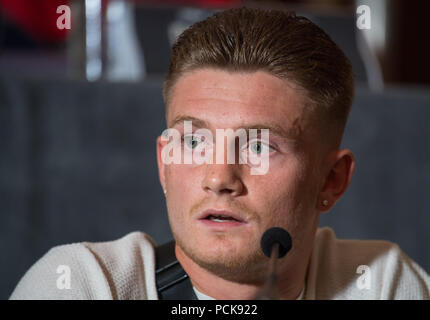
left=163, top=7, right=354, bottom=147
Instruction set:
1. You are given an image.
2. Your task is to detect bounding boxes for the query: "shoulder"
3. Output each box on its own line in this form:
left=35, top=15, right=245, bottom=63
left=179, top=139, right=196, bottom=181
left=10, top=231, right=159, bottom=300
left=306, top=227, right=430, bottom=299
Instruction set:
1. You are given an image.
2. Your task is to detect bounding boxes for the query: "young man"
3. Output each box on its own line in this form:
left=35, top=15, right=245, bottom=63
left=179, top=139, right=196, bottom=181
left=10, top=7, right=430, bottom=300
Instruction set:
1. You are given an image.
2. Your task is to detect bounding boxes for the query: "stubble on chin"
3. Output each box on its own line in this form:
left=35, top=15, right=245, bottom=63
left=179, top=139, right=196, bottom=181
left=174, top=230, right=269, bottom=285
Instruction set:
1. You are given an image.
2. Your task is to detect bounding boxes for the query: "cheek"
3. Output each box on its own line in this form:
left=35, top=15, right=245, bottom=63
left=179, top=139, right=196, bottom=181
left=261, top=157, right=307, bottom=197
left=254, top=158, right=315, bottom=222
left=165, top=165, right=201, bottom=216
left=166, top=164, right=198, bottom=190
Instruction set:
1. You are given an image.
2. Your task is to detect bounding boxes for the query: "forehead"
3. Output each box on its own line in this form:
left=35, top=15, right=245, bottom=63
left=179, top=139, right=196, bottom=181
left=167, top=68, right=313, bottom=137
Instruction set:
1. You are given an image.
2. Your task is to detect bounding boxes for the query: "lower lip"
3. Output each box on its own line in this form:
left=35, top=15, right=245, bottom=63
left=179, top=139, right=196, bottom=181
left=198, top=219, right=247, bottom=229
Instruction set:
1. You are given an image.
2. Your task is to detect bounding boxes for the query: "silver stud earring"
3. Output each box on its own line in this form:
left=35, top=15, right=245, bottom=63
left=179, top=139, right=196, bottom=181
left=322, top=199, right=329, bottom=206
left=163, top=189, right=167, bottom=195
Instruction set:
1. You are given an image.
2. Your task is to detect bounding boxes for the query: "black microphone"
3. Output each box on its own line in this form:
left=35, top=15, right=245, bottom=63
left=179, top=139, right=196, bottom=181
left=260, top=227, right=292, bottom=259
left=253, top=227, right=292, bottom=300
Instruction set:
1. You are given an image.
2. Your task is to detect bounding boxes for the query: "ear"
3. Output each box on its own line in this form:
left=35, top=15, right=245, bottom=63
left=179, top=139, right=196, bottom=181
left=156, top=135, right=167, bottom=193
left=317, top=149, right=355, bottom=213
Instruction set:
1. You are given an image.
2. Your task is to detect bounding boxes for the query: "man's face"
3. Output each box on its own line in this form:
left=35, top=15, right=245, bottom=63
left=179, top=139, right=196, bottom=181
left=157, top=68, right=324, bottom=283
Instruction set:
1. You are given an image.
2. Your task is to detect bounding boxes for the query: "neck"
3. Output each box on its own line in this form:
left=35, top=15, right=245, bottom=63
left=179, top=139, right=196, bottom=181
left=175, top=244, right=308, bottom=300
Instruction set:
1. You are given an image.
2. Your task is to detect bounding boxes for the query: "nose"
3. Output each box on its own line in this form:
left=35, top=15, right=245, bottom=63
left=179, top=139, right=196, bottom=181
left=202, top=164, right=244, bottom=197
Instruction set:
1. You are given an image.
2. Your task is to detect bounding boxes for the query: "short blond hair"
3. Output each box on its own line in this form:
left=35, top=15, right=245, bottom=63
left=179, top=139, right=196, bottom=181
left=163, top=7, right=354, bottom=146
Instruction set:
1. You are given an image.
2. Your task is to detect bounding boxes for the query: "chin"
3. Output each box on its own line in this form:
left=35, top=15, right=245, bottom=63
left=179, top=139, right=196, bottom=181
left=177, top=232, right=267, bottom=284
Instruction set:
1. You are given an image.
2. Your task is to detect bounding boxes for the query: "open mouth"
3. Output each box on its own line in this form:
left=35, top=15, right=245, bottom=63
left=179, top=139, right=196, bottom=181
left=198, top=209, right=247, bottom=227
left=204, top=214, right=242, bottom=223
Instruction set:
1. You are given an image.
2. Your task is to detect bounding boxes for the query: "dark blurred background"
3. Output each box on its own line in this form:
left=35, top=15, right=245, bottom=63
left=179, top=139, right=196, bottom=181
left=1, top=0, right=429, bottom=299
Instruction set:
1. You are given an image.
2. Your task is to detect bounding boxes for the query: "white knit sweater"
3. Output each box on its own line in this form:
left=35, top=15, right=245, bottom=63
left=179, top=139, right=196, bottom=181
left=10, top=227, right=430, bottom=299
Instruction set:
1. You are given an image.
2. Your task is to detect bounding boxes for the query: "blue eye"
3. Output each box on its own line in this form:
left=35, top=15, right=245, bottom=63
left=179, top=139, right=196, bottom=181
left=183, top=135, right=202, bottom=149
left=249, top=141, right=271, bottom=154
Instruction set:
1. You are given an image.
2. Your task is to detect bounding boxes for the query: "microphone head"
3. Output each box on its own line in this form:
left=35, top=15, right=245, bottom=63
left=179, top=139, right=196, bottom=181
left=260, top=227, right=292, bottom=258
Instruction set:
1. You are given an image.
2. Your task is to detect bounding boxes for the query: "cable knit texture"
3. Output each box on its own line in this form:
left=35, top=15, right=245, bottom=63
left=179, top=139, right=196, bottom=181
left=10, top=227, right=430, bottom=299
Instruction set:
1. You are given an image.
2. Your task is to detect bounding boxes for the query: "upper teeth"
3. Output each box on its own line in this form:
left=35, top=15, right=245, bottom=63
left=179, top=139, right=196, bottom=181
left=208, top=215, right=235, bottom=222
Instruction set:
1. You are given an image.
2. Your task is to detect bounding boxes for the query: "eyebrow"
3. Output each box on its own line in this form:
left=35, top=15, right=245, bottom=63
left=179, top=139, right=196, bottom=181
left=170, top=115, right=208, bottom=129
left=169, top=115, right=299, bottom=141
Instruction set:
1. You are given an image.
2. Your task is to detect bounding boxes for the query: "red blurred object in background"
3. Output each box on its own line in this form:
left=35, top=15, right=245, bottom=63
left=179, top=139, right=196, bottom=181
left=0, top=0, right=240, bottom=44
left=0, top=0, right=70, bottom=43
left=168, top=0, right=240, bottom=6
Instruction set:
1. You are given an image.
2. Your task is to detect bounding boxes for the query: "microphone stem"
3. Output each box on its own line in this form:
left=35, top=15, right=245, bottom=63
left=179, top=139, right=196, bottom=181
left=253, top=242, right=280, bottom=300
left=269, top=242, right=279, bottom=275
left=266, top=242, right=279, bottom=298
